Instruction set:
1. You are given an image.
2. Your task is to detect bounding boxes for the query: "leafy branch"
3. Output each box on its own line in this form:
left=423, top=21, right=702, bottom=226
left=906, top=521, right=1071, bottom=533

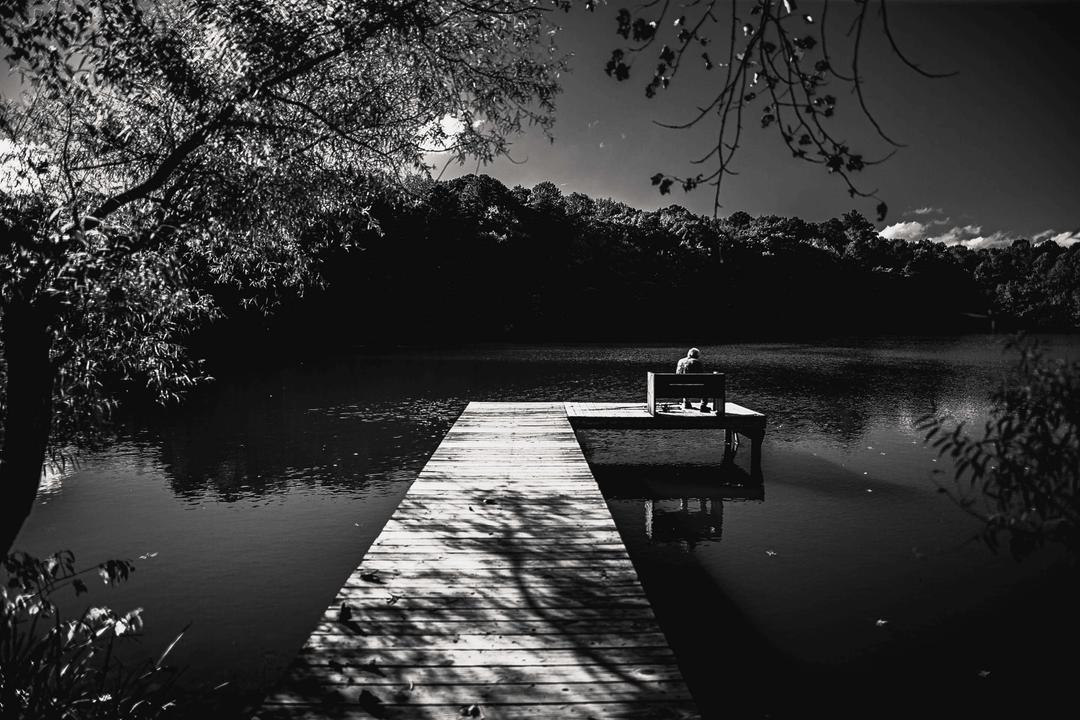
left=917, top=336, right=1080, bottom=559
left=602, top=0, right=955, bottom=219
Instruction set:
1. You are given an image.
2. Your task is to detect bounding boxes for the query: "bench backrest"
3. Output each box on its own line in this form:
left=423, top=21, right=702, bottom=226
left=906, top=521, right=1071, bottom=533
left=646, top=372, right=726, bottom=415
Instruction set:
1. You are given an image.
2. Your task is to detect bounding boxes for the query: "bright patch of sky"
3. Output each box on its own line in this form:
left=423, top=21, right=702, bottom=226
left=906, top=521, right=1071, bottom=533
left=0, top=138, right=43, bottom=194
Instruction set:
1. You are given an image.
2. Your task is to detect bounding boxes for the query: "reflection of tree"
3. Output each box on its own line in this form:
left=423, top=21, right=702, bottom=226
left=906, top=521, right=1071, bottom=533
left=149, top=386, right=461, bottom=501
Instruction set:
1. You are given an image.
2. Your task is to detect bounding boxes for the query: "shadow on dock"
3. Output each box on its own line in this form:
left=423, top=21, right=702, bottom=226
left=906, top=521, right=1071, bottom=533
left=258, top=488, right=699, bottom=718
left=258, top=403, right=700, bottom=718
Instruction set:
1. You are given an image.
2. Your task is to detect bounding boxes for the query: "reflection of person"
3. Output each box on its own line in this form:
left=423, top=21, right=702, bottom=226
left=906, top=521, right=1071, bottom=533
left=675, top=347, right=710, bottom=411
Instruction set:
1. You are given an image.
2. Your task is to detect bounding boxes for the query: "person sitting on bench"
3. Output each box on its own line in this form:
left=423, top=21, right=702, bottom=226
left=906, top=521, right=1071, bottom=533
left=675, top=347, right=710, bottom=412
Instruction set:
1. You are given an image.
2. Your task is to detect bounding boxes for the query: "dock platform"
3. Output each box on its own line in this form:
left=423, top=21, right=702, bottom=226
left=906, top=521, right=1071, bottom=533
left=258, top=402, right=706, bottom=720
left=565, top=402, right=767, bottom=477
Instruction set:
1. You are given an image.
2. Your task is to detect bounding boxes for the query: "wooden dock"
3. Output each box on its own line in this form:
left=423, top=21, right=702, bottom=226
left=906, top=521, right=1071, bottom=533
left=565, top=401, right=767, bottom=477
left=259, top=400, right=766, bottom=719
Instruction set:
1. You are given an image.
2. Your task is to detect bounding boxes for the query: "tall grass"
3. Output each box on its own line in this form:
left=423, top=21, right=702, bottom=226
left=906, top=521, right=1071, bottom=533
left=1, top=551, right=184, bottom=719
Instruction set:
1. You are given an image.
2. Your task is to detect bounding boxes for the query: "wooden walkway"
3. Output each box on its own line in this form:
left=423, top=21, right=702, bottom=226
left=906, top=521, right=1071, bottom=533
left=258, top=402, right=700, bottom=720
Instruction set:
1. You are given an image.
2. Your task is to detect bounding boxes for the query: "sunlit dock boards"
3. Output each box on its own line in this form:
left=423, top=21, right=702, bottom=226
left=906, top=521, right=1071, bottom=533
left=258, top=401, right=700, bottom=720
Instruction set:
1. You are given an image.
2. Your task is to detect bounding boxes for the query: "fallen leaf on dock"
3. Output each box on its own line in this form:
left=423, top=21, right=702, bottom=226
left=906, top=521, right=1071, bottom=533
left=360, top=571, right=383, bottom=583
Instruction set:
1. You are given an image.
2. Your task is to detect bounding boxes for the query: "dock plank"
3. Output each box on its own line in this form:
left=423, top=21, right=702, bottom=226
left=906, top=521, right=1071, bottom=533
left=258, top=402, right=701, bottom=720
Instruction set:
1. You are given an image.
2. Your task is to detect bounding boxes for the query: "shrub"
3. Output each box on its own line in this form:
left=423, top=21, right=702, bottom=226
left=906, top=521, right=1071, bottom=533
left=918, top=336, right=1080, bottom=558
left=1, top=551, right=183, bottom=719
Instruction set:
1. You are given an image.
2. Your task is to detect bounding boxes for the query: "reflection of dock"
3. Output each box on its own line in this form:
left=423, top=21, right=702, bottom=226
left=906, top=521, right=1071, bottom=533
left=260, top=402, right=700, bottom=719
left=565, top=401, right=767, bottom=476
left=646, top=498, right=724, bottom=545
left=595, top=464, right=766, bottom=549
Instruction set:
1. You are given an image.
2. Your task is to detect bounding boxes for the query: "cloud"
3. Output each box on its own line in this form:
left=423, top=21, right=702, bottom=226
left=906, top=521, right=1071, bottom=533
left=439, top=115, right=465, bottom=137
left=881, top=212, right=1080, bottom=250
left=927, top=224, right=983, bottom=245
left=880, top=221, right=926, bottom=241
left=955, top=232, right=1013, bottom=251
left=1039, top=230, right=1080, bottom=247
left=418, top=114, right=468, bottom=158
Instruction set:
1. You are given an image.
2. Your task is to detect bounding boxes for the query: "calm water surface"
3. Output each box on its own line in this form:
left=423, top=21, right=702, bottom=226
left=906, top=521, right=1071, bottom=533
left=16, top=336, right=1080, bottom=719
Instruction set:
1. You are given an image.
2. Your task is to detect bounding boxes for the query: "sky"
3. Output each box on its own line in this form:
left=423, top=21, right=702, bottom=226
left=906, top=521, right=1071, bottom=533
left=439, top=0, right=1080, bottom=249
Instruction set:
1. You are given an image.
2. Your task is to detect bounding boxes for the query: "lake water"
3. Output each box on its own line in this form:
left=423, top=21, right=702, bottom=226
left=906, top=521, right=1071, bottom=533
left=15, top=335, right=1079, bottom=719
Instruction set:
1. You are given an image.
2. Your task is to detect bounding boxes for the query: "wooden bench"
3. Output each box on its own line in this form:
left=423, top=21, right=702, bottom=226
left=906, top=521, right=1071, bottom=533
left=646, top=371, right=726, bottom=416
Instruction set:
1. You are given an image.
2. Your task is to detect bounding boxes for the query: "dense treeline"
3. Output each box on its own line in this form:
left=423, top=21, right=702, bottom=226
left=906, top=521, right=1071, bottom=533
left=197, top=174, right=1079, bottom=357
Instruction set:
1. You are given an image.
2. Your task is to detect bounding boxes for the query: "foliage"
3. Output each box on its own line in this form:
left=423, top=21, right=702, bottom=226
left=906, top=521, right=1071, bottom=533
left=0, top=0, right=566, bottom=555
left=245, top=174, right=1077, bottom=350
left=1, top=551, right=184, bottom=720
left=597, top=0, right=954, bottom=218
left=918, top=337, right=1080, bottom=558
left=0, top=193, right=216, bottom=452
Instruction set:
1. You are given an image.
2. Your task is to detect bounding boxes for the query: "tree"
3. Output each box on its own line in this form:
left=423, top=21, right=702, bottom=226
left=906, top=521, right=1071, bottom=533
left=599, top=0, right=953, bottom=218
left=919, top=337, right=1080, bottom=559
left=0, top=0, right=565, bottom=556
